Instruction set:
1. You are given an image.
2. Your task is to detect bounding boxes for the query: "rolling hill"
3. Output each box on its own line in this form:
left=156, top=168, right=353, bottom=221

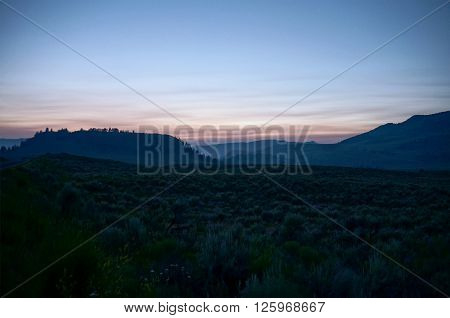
left=1, top=111, right=449, bottom=170
left=211, top=111, right=450, bottom=170
left=0, top=129, right=208, bottom=168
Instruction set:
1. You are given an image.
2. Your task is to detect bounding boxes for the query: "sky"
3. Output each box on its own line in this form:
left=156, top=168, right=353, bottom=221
left=0, top=0, right=449, bottom=142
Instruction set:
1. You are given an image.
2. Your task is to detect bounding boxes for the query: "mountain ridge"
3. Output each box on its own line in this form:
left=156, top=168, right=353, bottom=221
left=1, top=129, right=208, bottom=168
left=1, top=111, right=449, bottom=170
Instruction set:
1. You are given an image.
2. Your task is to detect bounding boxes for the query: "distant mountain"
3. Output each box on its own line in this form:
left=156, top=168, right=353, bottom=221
left=0, top=138, right=26, bottom=149
left=340, top=111, right=450, bottom=147
left=329, top=111, right=450, bottom=169
left=198, top=140, right=289, bottom=160
left=2, top=111, right=449, bottom=171
left=212, top=111, right=450, bottom=170
left=1, top=129, right=209, bottom=168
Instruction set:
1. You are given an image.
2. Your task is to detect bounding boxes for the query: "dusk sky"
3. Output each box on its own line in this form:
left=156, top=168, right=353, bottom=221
left=1, top=0, right=449, bottom=142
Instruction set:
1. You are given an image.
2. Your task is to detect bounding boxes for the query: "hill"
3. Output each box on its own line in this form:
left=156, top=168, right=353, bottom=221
left=214, top=111, right=450, bottom=170
left=0, top=129, right=208, bottom=168
left=0, top=138, right=26, bottom=149
left=2, top=111, right=449, bottom=170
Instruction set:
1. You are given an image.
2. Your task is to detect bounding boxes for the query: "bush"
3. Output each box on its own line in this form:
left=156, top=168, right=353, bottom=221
left=281, top=242, right=323, bottom=267
left=242, top=270, right=298, bottom=297
left=127, top=217, right=147, bottom=244
left=197, top=230, right=250, bottom=296
left=101, top=227, right=126, bottom=252
left=280, top=213, right=306, bottom=241
left=57, top=183, right=83, bottom=216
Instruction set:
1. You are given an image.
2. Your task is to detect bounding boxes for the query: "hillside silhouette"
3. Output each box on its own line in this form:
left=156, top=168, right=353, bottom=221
left=211, top=111, right=450, bottom=170
left=1, top=128, right=208, bottom=168
left=1, top=111, right=449, bottom=170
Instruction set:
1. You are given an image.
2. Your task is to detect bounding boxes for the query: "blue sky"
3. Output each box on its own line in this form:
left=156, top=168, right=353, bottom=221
left=0, top=0, right=449, bottom=142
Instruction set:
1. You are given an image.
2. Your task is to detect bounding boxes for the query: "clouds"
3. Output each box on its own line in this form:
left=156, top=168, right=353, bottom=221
left=0, top=0, right=449, bottom=140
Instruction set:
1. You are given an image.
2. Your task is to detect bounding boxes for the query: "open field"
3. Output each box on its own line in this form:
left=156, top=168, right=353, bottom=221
left=1, top=154, right=449, bottom=297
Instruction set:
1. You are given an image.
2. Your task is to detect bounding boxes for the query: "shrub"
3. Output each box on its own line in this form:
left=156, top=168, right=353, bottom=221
left=242, top=270, right=298, bottom=297
left=280, top=213, right=306, bottom=241
left=127, top=217, right=147, bottom=244
left=101, top=227, right=126, bottom=252
left=281, top=242, right=323, bottom=267
left=57, top=183, right=83, bottom=216
left=197, top=230, right=250, bottom=296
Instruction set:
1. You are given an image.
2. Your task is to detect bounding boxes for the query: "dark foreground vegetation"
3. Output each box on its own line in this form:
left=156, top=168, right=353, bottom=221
left=1, top=154, right=449, bottom=297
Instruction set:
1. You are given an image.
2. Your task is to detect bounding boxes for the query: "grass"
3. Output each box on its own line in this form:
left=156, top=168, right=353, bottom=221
left=0, top=154, right=449, bottom=297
